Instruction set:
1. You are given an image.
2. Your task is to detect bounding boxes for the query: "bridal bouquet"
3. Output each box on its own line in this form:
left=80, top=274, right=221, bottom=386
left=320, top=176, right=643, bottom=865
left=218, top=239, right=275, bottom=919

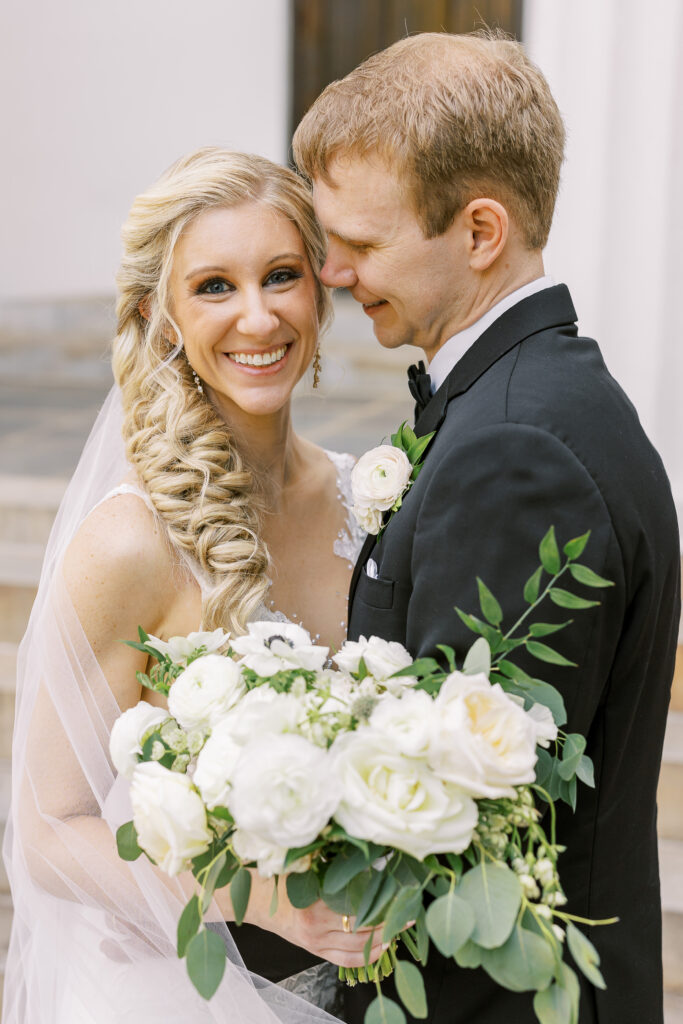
left=111, top=527, right=615, bottom=1024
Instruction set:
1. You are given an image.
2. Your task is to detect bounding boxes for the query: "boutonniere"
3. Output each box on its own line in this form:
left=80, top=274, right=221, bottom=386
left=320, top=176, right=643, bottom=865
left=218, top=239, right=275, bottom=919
left=351, top=422, right=435, bottom=536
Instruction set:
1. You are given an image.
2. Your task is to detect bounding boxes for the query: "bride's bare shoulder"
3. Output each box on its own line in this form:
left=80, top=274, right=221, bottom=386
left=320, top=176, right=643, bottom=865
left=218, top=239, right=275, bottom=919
left=62, top=490, right=173, bottom=638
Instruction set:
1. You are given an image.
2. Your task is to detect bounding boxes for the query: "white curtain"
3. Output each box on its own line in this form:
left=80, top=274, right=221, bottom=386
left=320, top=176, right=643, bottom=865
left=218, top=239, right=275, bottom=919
left=523, top=0, right=683, bottom=529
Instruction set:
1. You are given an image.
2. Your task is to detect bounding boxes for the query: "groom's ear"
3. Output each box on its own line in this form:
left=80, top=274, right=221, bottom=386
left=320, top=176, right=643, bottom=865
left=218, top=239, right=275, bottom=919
left=462, top=198, right=509, bottom=271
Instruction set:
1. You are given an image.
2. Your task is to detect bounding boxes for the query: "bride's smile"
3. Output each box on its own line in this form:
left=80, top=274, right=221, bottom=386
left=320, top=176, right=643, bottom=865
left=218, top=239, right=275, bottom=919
left=171, top=202, right=319, bottom=421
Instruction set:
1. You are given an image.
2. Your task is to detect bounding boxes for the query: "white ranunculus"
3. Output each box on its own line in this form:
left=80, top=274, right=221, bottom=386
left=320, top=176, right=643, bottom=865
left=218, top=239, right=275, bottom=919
left=332, top=730, right=478, bottom=860
left=232, top=621, right=329, bottom=676
left=109, top=702, right=169, bottom=780
left=228, top=734, right=341, bottom=848
left=526, top=702, right=559, bottom=748
left=368, top=690, right=435, bottom=757
left=217, top=686, right=304, bottom=746
left=130, top=762, right=211, bottom=876
left=167, top=654, right=245, bottom=732
left=351, top=445, right=413, bottom=513
left=193, top=719, right=243, bottom=810
left=353, top=504, right=384, bottom=536
left=232, top=829, right=312, bottom=879
left=429, top=671, right=539, bottom=798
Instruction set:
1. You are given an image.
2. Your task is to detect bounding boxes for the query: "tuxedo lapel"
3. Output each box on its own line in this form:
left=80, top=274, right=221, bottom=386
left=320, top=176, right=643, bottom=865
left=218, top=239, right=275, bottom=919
left=349, top=531, right=377, bottom=608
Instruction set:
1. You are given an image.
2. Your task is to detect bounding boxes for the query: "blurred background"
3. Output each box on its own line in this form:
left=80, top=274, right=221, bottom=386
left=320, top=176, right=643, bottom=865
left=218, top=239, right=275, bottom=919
left=0, top=0, right=681, bottom=1018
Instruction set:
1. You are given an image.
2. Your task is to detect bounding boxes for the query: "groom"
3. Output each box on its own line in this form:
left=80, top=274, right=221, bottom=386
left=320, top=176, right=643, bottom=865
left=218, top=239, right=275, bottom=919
left=294, top=31, right=680, bottom=1024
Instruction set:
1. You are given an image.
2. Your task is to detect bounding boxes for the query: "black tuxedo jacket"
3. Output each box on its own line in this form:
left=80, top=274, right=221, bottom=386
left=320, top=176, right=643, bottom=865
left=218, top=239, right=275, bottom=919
left=344, top=285, right=680, bottom=1024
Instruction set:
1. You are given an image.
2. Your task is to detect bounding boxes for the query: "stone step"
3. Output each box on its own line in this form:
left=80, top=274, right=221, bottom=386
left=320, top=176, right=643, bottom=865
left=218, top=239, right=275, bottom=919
left=666, top=992, right=683, bottom=1024
left=663, top=838, right=683, bottom=993
left=660, top=711, right=683, bottom=841
left=0, top=475, right=66, bottom=546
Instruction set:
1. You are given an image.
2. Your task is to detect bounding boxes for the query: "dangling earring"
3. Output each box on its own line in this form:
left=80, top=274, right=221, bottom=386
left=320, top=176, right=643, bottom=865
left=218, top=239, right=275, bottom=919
left=312, top=345, right=322, bottom=389
left=192, top=369, right=204, bottom=394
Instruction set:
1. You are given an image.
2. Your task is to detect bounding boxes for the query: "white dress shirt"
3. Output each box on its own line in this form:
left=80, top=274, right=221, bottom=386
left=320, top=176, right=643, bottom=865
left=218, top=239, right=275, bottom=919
left=428, top=276, right=555, bottom=393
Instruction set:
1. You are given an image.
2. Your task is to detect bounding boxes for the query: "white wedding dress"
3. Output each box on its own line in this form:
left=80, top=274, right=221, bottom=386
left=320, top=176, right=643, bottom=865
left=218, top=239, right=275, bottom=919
left=1, top=388, right=365, bottom=1024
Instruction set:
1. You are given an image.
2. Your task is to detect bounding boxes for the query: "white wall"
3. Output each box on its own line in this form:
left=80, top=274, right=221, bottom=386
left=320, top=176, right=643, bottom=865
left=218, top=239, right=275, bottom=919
left=0, top=0, right=291, bottom=300
left=523, top=0, right=683, bottom=520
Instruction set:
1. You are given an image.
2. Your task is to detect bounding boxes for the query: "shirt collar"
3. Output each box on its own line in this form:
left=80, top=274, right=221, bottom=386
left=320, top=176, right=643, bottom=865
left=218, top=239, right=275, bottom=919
left=428, top=275, right=555, bottom=393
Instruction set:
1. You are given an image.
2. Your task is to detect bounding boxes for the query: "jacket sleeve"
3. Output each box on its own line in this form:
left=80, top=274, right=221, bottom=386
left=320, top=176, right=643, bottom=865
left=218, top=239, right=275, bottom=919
left=407, top=422, right=625, bottom=736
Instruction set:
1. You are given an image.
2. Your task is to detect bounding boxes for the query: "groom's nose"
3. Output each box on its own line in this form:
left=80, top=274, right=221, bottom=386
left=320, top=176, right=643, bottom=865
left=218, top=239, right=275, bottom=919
left=320, top=244, right=358, bottom=289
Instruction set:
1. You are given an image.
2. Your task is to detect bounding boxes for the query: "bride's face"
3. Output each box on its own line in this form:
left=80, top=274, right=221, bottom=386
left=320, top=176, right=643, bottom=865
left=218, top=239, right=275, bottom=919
left=169, top=202, right=319, bottom=418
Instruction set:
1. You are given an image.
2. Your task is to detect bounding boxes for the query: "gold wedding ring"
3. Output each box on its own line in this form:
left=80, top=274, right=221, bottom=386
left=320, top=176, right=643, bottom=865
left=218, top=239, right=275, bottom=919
left=341, top=914, right=351, bottom=933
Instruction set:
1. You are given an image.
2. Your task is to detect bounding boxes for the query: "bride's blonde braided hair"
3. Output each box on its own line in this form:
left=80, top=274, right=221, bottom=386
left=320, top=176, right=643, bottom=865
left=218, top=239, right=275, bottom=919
left=112, top=148, right=331, bottom=633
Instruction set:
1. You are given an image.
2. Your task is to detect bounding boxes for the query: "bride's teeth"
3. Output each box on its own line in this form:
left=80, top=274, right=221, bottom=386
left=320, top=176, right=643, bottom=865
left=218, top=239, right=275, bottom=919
left=229, top=346, right=287, bottom=366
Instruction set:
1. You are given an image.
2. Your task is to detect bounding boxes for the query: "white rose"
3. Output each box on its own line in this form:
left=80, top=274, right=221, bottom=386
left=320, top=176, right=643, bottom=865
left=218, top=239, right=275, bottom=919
left=218, top=686, right=304, bottom=746
left=228, top=734, right=341, bottom=848
left=109, top=702, right=168, bottom=780
left=193, top=718, right=243, bottom=810
left=368, top=690, right=435, bottom=757
left=335, top=636, right=411, bottom=678
left=167, top=654, right=245, bottom=732
left=232, top=829, right=312, bottom=879
left=526, top=702, right=558, bottom=748
left=146, top=628, right=229, bottom=664
left=429, top=671, right=538, bottom=798
left=332, top=730, right=477, bottom=860
left=232, top=621, right=328, bottom=675
left=130, top=762, right=211, bottom=876
left=351, top=446, right=413, bottom=513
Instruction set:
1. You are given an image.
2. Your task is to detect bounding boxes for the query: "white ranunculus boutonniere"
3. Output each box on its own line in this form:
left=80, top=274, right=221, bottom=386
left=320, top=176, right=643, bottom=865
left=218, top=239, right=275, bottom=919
left=351, top=422, right=435, bottom=536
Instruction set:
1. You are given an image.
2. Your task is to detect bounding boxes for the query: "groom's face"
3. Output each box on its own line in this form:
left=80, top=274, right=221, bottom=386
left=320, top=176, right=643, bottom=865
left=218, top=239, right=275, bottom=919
left=313, top=153, right=468, bottom=361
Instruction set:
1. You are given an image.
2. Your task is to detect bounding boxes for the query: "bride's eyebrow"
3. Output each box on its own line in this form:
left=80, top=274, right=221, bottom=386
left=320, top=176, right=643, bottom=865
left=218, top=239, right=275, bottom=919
left=265, top=253, right=305, bottom=265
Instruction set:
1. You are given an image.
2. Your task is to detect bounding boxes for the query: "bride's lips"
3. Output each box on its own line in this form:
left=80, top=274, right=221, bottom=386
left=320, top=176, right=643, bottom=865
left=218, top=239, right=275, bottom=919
left=223, top=342, right=293, bottom=375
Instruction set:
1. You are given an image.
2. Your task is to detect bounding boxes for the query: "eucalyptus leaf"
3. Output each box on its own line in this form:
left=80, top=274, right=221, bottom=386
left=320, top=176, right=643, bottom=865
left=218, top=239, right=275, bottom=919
left=230, top=867, right=252, bottom=927
left=576, top=754, right=595, bottom=788
left=186, top=929, right=227, bottom=999
left=177, top=894, right=201, bottom=958
left=365, top=995, right=406, bottom=1024
left=286, top=870, right=320, bottom=909
left=463, top=637, right=492, bottom=676
left=477, top=578, right=503, bottom=626
left=499, top=677, right=567, bottom=727
left=323, top=870, right=370, bottom=916
left=323, top=847, right=370, bottom=895
left=480, top=924, right=555, bottom=992
left=563, top=531, right=591, bottom=561
left=539, top=526, right=561, bottom=575
left=116, top=821, right=143, bottom=862
left=284, top=839, right=325, bottom=868
left=557, top=775, right=578, bottom=811
left=415, top=906, right=430, bottom=965
left=556, top=962, right=581, bottom=1024
left=395, top=960, right=428, bottom=1019
left=425, top=892, right=475, bottom=956
left=457, top=863, right=522, bottom=949
left=534, top=748, right=553, bottom=788
left=566, top=924, right=606, bottom=990
left=359, top=873, right=398, bottom=927
left=568, top=563, right=613, bottom=588
left=533, top=981, right=573, bottom=1024
left=559, top=734, right=586, bottom=779
left=524, top=566, right=543, bottom=605
left=436, top=644, right=457, bottom=671
left=526, top=641, right=577, bottom=668
left=549, top=588, right=599, bottom=610
left=354, top=869, right=384, bottom=926
left=382, top=885, right=423, bottom=943
left=453, top=939, right=483, bottom=968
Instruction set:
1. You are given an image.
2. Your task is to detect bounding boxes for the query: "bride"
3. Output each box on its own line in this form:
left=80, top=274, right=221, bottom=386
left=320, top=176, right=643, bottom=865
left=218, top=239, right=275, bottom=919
left=2, top=148, right=381, bottom=1022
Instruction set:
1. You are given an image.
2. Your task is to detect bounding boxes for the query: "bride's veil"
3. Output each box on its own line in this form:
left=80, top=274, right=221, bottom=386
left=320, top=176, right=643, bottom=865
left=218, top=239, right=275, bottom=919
left=2, top=386, right=341, bottom=1023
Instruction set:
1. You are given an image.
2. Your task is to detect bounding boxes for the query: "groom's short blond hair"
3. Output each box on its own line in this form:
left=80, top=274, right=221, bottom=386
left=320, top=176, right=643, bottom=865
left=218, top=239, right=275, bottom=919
left=293, top=31, right=564, bottom=250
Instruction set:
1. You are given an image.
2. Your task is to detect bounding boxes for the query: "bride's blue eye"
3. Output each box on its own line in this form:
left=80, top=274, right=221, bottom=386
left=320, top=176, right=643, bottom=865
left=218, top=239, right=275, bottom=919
left=197, top=278, right=231, bottom=295
left=265, top=268, right=302, bottom=286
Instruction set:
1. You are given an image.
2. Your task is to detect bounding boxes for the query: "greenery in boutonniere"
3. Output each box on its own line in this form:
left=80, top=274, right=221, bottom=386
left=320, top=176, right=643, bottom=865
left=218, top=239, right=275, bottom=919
left=351, top=422, right=435, bottom=537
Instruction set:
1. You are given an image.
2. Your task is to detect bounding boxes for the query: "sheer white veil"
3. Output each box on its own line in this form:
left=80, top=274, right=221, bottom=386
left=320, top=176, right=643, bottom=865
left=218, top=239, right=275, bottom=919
left=1, top=386, right=342, bottom=1024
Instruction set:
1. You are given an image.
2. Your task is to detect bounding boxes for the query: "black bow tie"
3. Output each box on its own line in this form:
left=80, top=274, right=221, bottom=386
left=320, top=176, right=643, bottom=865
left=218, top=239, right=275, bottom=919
left=407, top=361, right=432, bottom=416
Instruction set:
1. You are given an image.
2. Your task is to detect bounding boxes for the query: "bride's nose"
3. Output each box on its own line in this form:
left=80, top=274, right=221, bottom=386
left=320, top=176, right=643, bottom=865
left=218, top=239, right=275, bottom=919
left=236, top=288, right=280, bottom=338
